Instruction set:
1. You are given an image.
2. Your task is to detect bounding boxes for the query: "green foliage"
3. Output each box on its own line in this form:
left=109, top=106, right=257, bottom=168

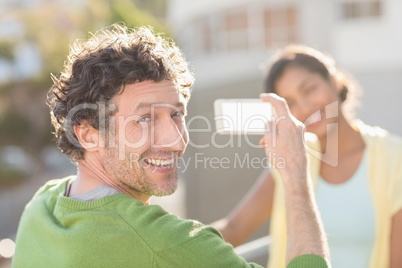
left=110, top=0, right=168, bottom=31
left=0, top=162, right=26, bottom=187
left=134, top=0, right=167, bottom=18
left=0, top=81, right=12, bottom=96
left=17, top=0, right=170, bottom=79
left=0, top=40, right=15, bottom=61
left=84, top=0, right=169, bottom=37
left=0, top=111, right=30, bottom=145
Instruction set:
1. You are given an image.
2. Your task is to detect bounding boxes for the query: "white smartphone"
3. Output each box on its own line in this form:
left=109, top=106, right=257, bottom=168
left=214, top=98, right=273, bottom=135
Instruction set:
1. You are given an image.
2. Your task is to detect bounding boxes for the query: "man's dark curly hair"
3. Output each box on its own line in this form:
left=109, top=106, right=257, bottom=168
left=47, top=24, right=194, bottom=163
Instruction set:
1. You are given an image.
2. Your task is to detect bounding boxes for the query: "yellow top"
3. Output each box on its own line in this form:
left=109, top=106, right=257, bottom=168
left=268, top=121, right=402, bottom=268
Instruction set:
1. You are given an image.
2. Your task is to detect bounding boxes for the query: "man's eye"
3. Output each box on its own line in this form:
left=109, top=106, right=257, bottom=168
left=137, top=116, right=151, bottom=123
left=172, top=111, right=185, bottom=118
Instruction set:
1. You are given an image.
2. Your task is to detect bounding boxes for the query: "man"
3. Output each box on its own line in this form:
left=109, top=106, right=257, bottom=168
left=13, top=25, right=330, bottom=267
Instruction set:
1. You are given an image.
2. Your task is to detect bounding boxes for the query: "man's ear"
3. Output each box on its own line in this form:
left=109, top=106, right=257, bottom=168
left=73, top=120, right=99, bottom=152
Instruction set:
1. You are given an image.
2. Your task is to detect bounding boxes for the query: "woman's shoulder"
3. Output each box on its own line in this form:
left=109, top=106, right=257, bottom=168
left=355, top=120, right=402, bottom=158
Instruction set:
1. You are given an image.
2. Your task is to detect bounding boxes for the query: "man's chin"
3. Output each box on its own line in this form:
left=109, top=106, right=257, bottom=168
left=146, top=175, right=178, bottom=197
left=152, top=190, right=176, bottom=197
left=149, top=183, right=178, bottom=197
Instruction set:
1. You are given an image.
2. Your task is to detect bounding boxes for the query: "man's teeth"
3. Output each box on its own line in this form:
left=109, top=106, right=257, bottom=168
left=145, top=158, right=175, bottom=166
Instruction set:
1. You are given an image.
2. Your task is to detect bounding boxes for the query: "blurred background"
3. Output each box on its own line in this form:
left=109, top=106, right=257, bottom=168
left=0, top=0, right=401, bottom=266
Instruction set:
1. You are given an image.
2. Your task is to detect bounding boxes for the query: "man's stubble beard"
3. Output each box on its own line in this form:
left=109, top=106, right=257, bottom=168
left=102, top=145, right=179, bottom=197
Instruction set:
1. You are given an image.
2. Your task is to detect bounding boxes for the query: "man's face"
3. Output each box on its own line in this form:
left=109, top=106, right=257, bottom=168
left=100, top=80, right=188, bottom=199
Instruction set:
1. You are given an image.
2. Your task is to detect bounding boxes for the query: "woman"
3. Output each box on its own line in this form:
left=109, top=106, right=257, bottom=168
left=212, top=45, right=402, bottom=268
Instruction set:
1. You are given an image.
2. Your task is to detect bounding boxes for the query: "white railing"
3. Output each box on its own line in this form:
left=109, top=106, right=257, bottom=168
left=234, top=235, right=271, bottom=262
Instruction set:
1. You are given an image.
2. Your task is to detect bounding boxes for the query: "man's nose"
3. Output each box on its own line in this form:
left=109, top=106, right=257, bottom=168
left=152, top=116, right=187, bottom=151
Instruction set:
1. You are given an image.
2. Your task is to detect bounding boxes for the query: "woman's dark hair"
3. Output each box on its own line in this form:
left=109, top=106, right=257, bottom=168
left=47, top=24, right=194, bottom=162
left=264, top=45, right=353, bottom=103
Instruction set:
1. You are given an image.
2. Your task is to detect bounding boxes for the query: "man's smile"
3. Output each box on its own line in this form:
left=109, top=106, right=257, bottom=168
left=143, top=157, right=176, bottom=167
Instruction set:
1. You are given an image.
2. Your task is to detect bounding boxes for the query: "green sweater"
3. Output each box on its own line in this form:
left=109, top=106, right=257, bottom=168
left=13, top=177, right=328, bottom=268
